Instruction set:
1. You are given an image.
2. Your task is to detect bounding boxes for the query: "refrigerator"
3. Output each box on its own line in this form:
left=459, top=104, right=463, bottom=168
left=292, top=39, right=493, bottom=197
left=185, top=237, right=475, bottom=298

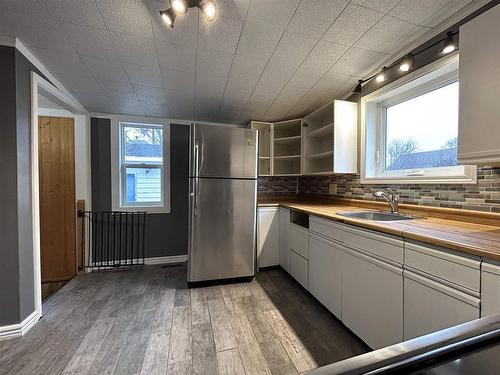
left=188, top=123, right=258, bottom=283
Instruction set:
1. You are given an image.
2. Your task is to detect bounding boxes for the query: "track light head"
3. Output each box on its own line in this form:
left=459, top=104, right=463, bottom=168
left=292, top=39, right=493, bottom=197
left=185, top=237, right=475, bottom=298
left=160, top=8, right=176, bottom=28
left=170, top=0, right=188, bottom=14
left=399, top=54, right=414, bottom=72
left=353, top=80, right=363, bottom=94
left=199, top=0, right=216, bottom=21
left=442, top=32, right=457, bottom=54
left=376, top=67, right=387, bottom=83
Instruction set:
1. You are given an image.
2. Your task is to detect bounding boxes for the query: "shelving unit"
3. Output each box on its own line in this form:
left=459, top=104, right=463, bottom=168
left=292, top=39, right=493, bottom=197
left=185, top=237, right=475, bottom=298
left=251, top=121, right=272, bottom=176
left=249, top=100, right=357, bottom=177
left=273, top=119, right=302, bottom=175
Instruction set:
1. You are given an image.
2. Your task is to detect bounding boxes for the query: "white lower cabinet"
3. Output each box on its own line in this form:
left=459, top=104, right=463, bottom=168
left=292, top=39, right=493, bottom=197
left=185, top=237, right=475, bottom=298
left=404, top=270, right=480, bottom=340
left=289, top=249, right=308, bottom=289
left=341, top=247, right=403, bottom=349
left=279, top=208, right=290, bottom=272
left=257, top=207, right=279, bottom=268
left=481, top=260, right=500, bottom=316
left=309, top=233, right=342, bottom=318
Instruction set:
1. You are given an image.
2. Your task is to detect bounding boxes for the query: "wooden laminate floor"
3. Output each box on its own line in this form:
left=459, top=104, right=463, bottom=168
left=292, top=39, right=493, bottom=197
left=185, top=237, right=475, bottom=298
left=0, top=264, right=368, bottom=375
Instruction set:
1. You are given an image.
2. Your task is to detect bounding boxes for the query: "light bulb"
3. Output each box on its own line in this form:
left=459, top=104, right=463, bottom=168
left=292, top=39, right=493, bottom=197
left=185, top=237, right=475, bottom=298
left=442, top=32, right=457, bottom=54
left=399, top=54, right=413, bottom=72
left=160, top=8, right=176, bottom=28
left=376, top=67, right=387, bottom=83
left=170, top=0, right=188, bottom=14
left=200, top=0, right=216, bottom=21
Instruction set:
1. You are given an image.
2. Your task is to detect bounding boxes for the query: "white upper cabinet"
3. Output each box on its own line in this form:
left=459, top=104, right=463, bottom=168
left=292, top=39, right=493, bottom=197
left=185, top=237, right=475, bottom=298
left=458, top=4, right=500, bottom=165
left=250, top=99, right=357, bottom=176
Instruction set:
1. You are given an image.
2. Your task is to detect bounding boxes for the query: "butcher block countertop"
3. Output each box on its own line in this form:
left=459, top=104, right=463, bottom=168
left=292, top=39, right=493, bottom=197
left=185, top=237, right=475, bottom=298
left=259, top=195, right=500, bottom=261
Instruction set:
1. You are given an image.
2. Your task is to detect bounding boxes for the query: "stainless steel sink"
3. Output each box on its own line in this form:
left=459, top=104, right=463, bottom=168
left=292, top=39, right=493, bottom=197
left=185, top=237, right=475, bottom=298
left=337, top=211, right=414, bottom=221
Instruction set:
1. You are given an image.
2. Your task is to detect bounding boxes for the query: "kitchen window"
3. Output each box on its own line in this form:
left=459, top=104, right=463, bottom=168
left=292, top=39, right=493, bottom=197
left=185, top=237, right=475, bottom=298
left=360, top=54, right=476, bottom=184
left=111, top=118, right=170, bottom=213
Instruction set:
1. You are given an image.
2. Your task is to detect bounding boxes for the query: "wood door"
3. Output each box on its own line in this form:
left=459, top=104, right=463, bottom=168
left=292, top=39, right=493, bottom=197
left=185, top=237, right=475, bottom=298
left=38, top=116, right=76, bottom=284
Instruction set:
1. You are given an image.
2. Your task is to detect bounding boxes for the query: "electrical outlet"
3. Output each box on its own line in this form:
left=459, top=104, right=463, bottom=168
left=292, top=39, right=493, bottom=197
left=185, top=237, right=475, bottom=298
left=329, top=183, right=337, bottom=195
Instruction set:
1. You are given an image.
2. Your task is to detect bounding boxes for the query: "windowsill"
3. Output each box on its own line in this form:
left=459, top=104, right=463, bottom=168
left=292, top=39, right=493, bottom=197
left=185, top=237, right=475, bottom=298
left=113, top=206, right=170, bottom=214
left=360, top=175, right=477, bottom=185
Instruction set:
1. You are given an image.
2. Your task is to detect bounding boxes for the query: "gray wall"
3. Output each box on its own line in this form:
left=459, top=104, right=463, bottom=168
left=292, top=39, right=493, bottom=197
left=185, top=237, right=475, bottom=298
left=91, top=119, right=189, bottom=258
left=0, top=46, right=46, bottom=325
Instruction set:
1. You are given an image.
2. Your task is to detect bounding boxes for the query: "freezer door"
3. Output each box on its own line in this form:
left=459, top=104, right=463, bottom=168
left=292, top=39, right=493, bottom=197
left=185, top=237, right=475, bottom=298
left=190, top=124, right=258, bottom=179
left=188, top=178, right=257, bottom=282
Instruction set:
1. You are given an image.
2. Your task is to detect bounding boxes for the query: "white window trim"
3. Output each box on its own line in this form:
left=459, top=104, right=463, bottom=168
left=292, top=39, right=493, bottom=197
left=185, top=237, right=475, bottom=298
left=111, top=115, right=171, bottom=213
left=360, top=53, right=477, bottom=185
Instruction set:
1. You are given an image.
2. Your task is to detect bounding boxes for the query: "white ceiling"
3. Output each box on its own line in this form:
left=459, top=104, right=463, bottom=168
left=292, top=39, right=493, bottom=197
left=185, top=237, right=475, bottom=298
left=0, top=0, right=475, bottom=124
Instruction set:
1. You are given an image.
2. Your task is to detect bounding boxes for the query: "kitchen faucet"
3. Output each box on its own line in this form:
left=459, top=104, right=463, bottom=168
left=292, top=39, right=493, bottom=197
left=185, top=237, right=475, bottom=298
left=373, top=188, right=399, bottom=213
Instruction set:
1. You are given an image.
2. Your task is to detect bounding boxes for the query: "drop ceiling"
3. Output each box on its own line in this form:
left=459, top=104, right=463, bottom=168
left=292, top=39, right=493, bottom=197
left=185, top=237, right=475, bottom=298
left=0, top=0, right=475, bottom=124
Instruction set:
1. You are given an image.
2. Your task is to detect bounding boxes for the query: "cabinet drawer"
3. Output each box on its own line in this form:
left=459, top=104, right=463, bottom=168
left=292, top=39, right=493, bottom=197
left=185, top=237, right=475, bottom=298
left=405, top=242, right=480, bottom=293
left=289, top=249, right=308, bottom=290
left=481, top=260, right=500, bottom=316
left=310, top=216, right=403, bottom=264
left=288, top=223, right=309, bottom=259
left=404, top=270, right=480, bottom=340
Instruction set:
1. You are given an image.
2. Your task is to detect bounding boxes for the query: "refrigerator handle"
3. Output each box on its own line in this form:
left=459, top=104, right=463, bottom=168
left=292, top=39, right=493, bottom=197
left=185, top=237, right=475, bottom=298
left=194, top=143, right=199, bottom=178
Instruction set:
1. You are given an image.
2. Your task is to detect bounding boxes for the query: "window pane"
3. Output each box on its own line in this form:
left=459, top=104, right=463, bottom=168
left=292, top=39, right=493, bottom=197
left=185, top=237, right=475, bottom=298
left=124, top=167, right=162, bottom=203
left=385, top=82, right=459, bottom=171
left=123, top=125, right=163, bottom=164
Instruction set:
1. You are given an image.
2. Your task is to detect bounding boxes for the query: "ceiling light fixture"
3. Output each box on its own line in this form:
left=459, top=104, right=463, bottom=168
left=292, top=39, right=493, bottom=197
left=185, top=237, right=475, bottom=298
left=376, top=67, right=387, bottom=83
left=160, top=0, right=216, bottom=29
left=170, top=0, right=188, bottom=14
left=399, top=54, right=413, bottom=72
left=350, top=30, right=458, bottom=95
left=160, top=8, right=176, bottom=28
left=442, top=32, right=457, bottom=54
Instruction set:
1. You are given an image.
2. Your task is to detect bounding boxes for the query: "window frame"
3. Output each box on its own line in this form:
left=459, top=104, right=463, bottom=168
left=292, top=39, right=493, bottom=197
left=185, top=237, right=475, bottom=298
left=360, top=53, right=477, bottom=185
left=110, top=115, right=171, bottom=213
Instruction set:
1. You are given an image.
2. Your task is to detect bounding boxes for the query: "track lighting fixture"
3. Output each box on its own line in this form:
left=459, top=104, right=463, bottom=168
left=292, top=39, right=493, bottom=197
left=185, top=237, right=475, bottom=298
left=399, top=54, right=413, bottom=72
left=442, top=32, right=457, bottom=54
left=160, top=0, right=216, bottom=29
left=376, top=67, right=387, bottom=83
left=160, top=8, right=176, bottom=28
left=353, top=80, right=363, bottom=94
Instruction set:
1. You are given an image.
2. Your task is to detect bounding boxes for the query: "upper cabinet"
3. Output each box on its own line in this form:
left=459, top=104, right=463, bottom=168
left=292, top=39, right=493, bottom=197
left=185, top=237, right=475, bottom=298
left=458, top=4, right=500, bottom=165
left=251, top=99, right=358, bottom=176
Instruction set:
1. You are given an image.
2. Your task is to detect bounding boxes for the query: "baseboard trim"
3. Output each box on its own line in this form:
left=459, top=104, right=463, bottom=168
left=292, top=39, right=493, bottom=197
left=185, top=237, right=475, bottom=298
left=0, top=310, right=40, bottom=341
left=145, top=255, right=188, bottom=265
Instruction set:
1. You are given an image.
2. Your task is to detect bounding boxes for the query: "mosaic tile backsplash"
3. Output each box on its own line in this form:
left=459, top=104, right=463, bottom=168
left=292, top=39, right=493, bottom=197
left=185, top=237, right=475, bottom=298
left=259, top=166, right=500, bottom=213
left=258, top=176, right=298, bottom=195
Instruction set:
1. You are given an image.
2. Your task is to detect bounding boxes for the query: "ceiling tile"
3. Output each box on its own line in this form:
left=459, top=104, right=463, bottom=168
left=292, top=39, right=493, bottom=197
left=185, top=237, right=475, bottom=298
left=99, top=79, right=137, bottom=100
left=0, top=0, right=48, bottom=15
left=290, top=64, right=325, bottom=87
left=390, top=0, right=451, bottom=25
left=196, top=47, right=233, bottom=79
left=323, top=4, right=383, bottom=46
left=32, top=48, right=91, bottom=77
left=422, top=0, right=471, bottom=27
left=53, top=73, right=105, bottom=95
left=355, top=15, right=424, bottom=52
left=111, top=98, right=145, bottom=115
left=249, top=80, right=282, bottom=104
left=228, top=54, right=268, bottom=83
left=198, top=16, right=243, bottom=54
left=163, top=69, right=195, bottom=91
left=264, top=102, right=294, bottom=121
left=195, top=74, right=227, bottom=99
left=242, top=99, right=270, bottom=120
left=236, top=21, right=282, bottom=59
left=59, top=22, right=119, bottom=61
left=271, top=31, right=318, bottom=66
left=139, top=103, right=169, bottom=117
left=273, top=83, right=311, bottom=107
left=157, top=41, right=196, bottom=72
left=44, top=0, right=105, bottom=28
left=216, top=0, right=250, bottom=21
left=222, top=78, right=257, bottom=103
left=110, top=32, right=159, bottom=67
left=133, top=85, right=166, bottom=102
left=76, top=93, right=116, bottom=113
left=352, top=0, right=400, bottom=13
left=246, top=0, right=301, bottom=32
left=331, top=47, right=389, bottom=76
left=80, top=55, right=129, bottom=82
left=301, top=40, right=349, bottom=72
left=287, top=0, right=349, bottom=39
left=96, top=0, right=153, bottom=38
left=124, top=63, right=163, bottom=87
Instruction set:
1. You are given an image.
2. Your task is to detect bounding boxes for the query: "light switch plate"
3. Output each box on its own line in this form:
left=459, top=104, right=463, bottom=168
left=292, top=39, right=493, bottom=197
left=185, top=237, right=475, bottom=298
left=329, top=183, right=337, bottom=195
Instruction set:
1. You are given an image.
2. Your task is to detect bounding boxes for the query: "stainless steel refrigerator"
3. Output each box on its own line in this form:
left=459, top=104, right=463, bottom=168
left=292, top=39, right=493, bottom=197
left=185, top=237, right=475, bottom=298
left=188, top=123, right=258, bottom=283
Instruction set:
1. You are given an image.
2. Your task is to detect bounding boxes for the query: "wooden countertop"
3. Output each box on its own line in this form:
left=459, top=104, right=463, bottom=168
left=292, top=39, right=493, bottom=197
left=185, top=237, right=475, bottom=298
left=259, top=197, right=500, bottom=261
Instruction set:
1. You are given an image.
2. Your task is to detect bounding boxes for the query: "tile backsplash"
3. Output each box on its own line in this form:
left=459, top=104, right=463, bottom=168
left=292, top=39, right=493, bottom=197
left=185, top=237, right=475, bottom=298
left=258, top=176, right=298, bottom=195
left=259, top=166, right=500, bottom=213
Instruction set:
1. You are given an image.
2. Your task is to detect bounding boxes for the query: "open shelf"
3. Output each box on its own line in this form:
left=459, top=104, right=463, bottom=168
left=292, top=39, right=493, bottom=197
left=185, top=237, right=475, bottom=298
left=307, top=150, right=333, bottom=159
left=274, top=154, right=301, bottom=160
left=274, top=135, right=301, bottom=143
left=306, top=123, right=334, bottom=138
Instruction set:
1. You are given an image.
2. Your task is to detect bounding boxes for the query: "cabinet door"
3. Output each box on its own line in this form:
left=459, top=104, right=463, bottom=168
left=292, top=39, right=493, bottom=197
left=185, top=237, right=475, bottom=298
left=342, top=247, right=403, bottom=349
left=279, top=208, right=290, bottom=272
left=482, top=261, right=500, bottom=317
left=404, top=270, right=480, bottom=340
left=257, top=208, right=279, bottom=268
left=289, top=249, right=308, bottom=289
left=309, top=233, right=342, bottom=318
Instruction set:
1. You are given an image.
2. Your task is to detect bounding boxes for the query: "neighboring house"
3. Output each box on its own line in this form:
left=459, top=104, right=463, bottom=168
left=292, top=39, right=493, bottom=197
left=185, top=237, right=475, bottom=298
left=125, top=142, right=162, bottom=203
left=387, top=148, right=458, bottom=170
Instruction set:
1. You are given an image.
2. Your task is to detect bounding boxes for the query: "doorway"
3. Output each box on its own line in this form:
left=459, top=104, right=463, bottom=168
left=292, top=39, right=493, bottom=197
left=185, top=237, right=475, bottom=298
left=38, top=116, right=76, bottom=300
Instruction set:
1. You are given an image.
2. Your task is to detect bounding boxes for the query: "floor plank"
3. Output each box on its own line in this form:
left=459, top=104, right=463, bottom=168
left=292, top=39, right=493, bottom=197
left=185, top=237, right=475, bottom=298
left=217, top=348, right=246, bottom=375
